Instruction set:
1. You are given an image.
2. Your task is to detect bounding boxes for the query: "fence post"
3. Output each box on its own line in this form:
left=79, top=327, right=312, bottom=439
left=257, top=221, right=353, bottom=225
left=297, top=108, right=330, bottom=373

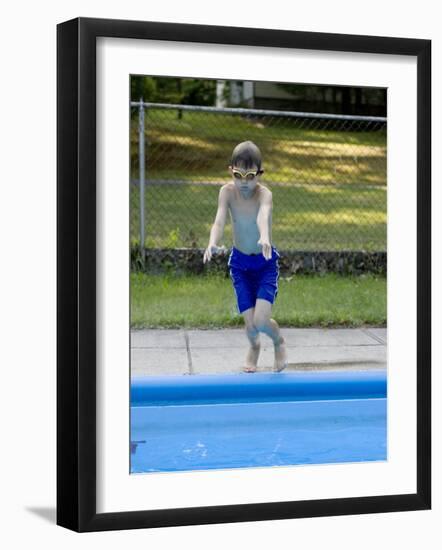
left=138, top=98, right=145, bottom=264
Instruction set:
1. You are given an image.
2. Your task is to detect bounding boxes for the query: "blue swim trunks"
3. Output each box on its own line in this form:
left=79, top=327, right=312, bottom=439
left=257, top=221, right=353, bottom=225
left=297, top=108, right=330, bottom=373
left=227, top=246, right=281, bottom=314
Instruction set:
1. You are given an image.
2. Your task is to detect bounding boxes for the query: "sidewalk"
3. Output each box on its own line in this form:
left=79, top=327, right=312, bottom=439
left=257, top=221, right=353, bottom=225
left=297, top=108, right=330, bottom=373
left=131, top=327, right=387, bottom=376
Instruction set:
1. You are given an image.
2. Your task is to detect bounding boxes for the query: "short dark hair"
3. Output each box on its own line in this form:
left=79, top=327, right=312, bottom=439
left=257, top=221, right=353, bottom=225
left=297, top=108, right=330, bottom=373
left=230, top=141, right=262, bottom=171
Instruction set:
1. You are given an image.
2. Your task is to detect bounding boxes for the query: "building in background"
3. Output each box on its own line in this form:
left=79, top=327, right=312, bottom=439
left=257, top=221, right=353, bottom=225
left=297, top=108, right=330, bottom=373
left=225, top=80, right=386, bottom=116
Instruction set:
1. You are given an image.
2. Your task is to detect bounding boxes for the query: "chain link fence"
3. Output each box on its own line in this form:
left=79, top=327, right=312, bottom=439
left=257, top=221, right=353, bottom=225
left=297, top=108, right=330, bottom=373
left=130, top=102, right=386, bottom=253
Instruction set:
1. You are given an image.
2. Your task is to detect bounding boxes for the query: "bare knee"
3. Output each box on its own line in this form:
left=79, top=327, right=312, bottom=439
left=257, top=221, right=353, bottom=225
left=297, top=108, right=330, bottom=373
left=245, top=321, right=259, bottom=339
left=253, top=314, right=269, bottom=332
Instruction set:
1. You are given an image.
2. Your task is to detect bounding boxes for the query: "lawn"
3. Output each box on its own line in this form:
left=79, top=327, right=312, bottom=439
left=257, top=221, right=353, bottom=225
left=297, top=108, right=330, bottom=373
left=130, top=272, right=387, bottom=329
left=130, top=109, right=387, bottom=251
left=130, top=182, right=386, bottom=251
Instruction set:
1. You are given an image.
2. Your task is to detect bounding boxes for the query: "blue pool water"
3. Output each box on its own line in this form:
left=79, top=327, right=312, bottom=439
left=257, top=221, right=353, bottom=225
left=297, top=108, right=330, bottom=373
left=130, top=371, right=387, bottom=473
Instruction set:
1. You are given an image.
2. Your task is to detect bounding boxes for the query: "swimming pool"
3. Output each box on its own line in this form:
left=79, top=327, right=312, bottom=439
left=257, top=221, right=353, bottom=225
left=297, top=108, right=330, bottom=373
left=130, top=370, right=387, bottom=473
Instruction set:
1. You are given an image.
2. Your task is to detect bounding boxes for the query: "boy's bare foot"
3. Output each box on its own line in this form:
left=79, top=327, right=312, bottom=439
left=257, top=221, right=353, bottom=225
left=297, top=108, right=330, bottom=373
left=243, top=343, right=261, bottom=373
left=273, top=336, right=288, bottom=372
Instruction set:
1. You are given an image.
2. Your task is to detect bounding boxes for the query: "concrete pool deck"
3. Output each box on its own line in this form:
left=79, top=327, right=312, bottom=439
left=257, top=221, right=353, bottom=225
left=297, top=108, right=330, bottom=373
left=130, top=327, right=387, bottom=376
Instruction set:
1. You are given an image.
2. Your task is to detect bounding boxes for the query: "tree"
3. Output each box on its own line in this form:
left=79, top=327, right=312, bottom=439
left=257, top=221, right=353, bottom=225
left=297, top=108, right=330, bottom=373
left=130, top=76, right=157, bottom=102
left=131, top=76, right=217, bottom=105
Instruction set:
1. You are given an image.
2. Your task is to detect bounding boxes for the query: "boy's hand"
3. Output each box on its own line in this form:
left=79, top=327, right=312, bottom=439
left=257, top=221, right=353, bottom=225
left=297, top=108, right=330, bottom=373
left=203, top=244, right=225, bottom=263
left=257, top=238, right=272, bottom=260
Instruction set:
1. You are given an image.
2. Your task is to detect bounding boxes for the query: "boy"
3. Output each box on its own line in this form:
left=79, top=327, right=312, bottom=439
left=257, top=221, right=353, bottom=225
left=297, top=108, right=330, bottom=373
left=203, top=141, right=288, bottom=373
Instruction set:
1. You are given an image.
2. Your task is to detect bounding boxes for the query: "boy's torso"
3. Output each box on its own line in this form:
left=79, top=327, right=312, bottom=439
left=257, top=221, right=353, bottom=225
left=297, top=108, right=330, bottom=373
left=224, top=183, right=272, bottom=255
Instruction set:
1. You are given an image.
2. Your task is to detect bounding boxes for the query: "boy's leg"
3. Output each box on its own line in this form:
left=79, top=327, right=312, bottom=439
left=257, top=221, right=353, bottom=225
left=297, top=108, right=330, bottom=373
left=253, top=298, right=288, bottom=372
left=242, top=307, right=261, bottom=373
left=229, top=264, right=262, bottom=373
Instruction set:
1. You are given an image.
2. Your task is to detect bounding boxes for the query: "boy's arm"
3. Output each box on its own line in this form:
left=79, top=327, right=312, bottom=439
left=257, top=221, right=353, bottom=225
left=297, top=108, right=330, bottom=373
left=203, top=186, right=229, bottom=263
left=257, top=189, right=273, bottom=260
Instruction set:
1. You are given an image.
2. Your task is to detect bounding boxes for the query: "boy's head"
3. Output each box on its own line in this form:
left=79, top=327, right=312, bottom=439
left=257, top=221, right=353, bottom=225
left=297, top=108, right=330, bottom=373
left=229, top=141, right=264, bottom=196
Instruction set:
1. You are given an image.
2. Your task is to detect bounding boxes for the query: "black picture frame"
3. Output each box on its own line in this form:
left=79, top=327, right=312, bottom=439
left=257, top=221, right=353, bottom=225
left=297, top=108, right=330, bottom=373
left=57, top=17, right=431, bottom=532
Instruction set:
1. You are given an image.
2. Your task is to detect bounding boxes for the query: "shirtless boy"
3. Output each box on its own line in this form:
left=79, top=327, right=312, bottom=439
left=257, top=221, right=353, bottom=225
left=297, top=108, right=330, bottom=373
left=203, top=140, right=288, bottom=373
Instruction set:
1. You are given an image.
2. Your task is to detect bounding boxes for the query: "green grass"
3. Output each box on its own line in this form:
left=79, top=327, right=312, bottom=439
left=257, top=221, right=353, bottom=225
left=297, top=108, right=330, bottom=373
left=130, top=272, right=386, bottom=329
left=130, top=110, right=386, bottom=183
left=135, top=138, right=386, bottom=185
left=130, top=182, right=386, bottom=251
left=130, top=109, right=387, bottom=251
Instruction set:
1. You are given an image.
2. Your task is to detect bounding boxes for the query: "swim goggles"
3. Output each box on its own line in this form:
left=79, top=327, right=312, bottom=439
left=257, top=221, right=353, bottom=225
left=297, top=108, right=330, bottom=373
left=232, top=168, right=263, bottom=181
